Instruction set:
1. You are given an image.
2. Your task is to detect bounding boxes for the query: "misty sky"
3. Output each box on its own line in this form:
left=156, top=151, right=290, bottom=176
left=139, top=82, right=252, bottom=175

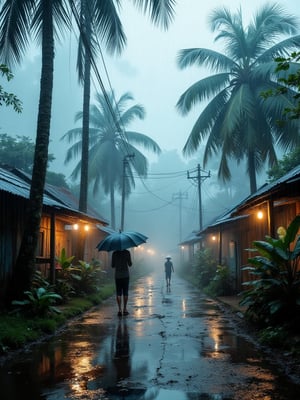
left=0, top=0, right=299, bottom=258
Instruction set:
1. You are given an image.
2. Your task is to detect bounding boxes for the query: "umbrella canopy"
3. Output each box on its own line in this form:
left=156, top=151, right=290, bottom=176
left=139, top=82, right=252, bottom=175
left=96, top=230, right=148, bottom=252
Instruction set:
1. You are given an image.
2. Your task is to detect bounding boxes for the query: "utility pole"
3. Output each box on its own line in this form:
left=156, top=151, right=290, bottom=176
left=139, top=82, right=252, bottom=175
left=121, top=154, right=134, bottom=231
left=187, top=164, right=210, bottom=231
left=172, top=190, right=188, bottom=242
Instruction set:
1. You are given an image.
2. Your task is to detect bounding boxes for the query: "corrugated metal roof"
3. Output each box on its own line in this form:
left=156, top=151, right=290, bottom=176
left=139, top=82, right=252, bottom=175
left=0, top=167, right=108, bottom=223
left=179, top=231, right=201, bottom=245
left=237, top=164, right=300, bottom=208
left=44, top=183, right=107, bottom=221
left=207, top=214, right=249, bottom=228
left=0, top=167, right=30, bottom=198
left=198, top=165, right=300, bottom=235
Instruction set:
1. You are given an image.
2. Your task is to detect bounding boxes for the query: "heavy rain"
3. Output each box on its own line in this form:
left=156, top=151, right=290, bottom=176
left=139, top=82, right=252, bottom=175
left=0, top=1, right=300, bottom=399
left=1, top=273, right=300, bottom=399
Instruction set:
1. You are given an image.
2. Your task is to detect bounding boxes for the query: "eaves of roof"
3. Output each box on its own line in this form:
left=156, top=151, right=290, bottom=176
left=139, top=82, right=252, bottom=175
left=203, top=214, right=249, bottom=231
left=0, top=167, right=108, bottom=224
left=236, top=165, right=300, bottom=210
left=199, top=165, right=300, bottom=234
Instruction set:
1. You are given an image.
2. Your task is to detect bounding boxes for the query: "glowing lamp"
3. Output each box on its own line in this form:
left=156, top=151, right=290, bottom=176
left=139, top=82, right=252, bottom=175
left=257, top=211, right=263, bottom=220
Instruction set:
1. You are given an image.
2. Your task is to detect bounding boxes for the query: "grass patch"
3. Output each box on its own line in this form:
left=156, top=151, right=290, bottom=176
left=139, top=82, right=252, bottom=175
left=0, top=283, right=115, bottom=355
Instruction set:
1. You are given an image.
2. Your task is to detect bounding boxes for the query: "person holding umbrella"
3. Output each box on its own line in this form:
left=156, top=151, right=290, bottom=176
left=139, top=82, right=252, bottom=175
left=112, top=249, right=132, bottom=316
left=97, top=230, right=148, bottom=316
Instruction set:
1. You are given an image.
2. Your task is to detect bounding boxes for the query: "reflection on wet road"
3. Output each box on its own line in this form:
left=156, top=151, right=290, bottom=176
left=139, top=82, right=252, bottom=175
left=0, top=272, right=300, bottom=399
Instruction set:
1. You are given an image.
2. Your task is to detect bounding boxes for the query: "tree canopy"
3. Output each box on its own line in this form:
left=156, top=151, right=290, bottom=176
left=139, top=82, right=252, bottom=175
left=176, top=3, right=300, bottom=194
left=0, top=64, right=22, bottom=112
left=267, top=146, right=300, bottom=181
left=262, top=51, right=300, bottom=120
left=62, top=91, right=161, bottom=229
left=0, top=133, right=68, bottom=187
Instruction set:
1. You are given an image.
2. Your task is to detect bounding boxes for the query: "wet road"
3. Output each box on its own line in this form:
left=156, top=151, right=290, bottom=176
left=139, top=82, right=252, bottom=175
left=1, top=272, right=300, bottom=399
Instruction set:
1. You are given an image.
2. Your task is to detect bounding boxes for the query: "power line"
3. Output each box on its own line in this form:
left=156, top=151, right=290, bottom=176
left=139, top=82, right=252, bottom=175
left=69, top=1, right=132, bottom=160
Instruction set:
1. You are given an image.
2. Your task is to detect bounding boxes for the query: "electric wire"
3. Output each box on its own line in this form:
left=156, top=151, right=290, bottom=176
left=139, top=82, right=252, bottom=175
left=67, top=4, right=222, bottom=223
left=68, top=1, right=132, bottom=160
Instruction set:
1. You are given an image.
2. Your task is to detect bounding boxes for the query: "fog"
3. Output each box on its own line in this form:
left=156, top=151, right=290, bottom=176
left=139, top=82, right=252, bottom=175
left=92, top=150, right=253, bottom=260
left=0, top=0, right=299, bottom=262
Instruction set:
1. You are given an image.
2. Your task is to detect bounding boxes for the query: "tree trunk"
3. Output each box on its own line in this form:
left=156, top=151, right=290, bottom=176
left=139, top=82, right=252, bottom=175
left=248, top=150, right=257, bottom=194
left=79, top=1, right=91, bottom=214
left=11, top=4, right=54, bottom=299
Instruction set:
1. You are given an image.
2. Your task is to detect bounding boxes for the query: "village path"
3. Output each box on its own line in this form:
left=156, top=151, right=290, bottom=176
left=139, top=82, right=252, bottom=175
left=1, top=271, right=300, bottom=399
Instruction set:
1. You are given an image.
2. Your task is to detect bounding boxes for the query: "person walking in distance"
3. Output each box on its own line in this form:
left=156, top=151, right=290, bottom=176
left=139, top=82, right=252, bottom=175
left=112, top=249, right=132, bottom=316
left=164, top=256, right=174, bottom=288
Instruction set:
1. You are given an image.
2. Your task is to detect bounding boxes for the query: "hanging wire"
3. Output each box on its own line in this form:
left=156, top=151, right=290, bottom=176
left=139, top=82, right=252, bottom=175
left=68, top=0, right=132, bottom=160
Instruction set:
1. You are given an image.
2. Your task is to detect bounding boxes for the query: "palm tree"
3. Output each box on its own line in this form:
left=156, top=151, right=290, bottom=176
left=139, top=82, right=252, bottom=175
left=0, top=0, right=71, bottom=298
left=0, top=0, right=125, bottom=298
left=74, top=0, right=176, bottom=213
left=62, top=91, right=161, bottom=229
left=0, top=0, right=176, bottom=299
left=71, top=0, right=126, bottom=213
left=176, top=3, right=300, bottom=194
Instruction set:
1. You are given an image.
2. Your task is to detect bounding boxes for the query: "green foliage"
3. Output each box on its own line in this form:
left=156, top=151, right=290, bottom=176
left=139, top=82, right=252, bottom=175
left=12, top=287, right=62, bottom=317
left=177, top=4, right=299, bottom=193
left=192, top=248, right=218, bottom=288
left=0, top=134, right=62, bottom=181
left=258, top=326, right=288, bottom=348
left=0, top=134, right=35, bottom=172
left=62, top=91, right=161, bottom=228
left=54, top=250, right=106, bottom=300
left=0, top=281, right=114, bottom=353
left=31, top=269, right=50, bottom=289
left=10, top=270, right=62, bottom=317
left=205, top=264, right=232, bottom=297
left=54, top=249, right=76, bottom=301
left=55, top=248, right=75, bottom=271
left=70, top=259, right=103, bottom=295
left=92, top=283, right=114, bottom=301
left=261, top=52, right=300, bottom=120
left=46, top=171, right=69, bottom=188
left=240, top=216, right=300, bottom=330
left=267, top=147, right=300, bottom=181
left=0, top=316, right=40, bottom=350
left=0, top=64, right=22, bottom=112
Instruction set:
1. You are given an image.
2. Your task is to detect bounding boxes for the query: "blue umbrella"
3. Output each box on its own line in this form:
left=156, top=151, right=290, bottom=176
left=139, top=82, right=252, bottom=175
left=96, top=230, right=148, bottom=252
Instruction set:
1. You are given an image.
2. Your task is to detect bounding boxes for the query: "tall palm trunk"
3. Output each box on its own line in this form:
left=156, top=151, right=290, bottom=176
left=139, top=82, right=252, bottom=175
left=11, top=3, right=54, bottom=299
left=76, top=1, right=92, bottom=261
left=78, top=0, right=91, bottom=214
left=248, top=150, right=257, bottom=194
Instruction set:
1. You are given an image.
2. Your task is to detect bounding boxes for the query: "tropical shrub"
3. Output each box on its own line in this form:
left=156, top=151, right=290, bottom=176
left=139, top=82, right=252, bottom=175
left=54, top=248, right=76, bottom=302
left=258, top=326, right=288, bottom=348
left=10, top=270, right=62, bottom=317
left=240, top=215, right=300, bottom=330
left=205, top=264, right=232, bottom=296
left=71, top=259, right=103, bottom=295
left=11, top=287, right=62, bottom=317
left=192, top=248, right=218, bottom=288
left=55, top=248, right=75, bottom=279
